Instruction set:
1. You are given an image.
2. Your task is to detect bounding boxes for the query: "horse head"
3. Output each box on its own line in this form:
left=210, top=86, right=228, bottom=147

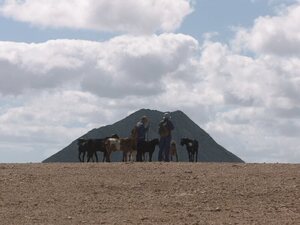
left=111, top=134, right=119, bottom=139
left=180, top=138, right=189, bottom=146
left=151, top=138, right=159, bottom=146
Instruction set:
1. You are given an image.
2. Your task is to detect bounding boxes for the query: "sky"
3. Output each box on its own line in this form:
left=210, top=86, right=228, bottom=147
left=0, top=0, right=299, bottom=163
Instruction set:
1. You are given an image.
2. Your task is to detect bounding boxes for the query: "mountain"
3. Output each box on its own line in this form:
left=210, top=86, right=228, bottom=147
left=43, top=109, right=244, bottom=163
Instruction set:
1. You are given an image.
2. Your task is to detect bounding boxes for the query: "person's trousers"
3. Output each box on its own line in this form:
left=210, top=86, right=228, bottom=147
left=136, top=141, right=144, bottom=162
left=158, top=136, right=171, bottom=162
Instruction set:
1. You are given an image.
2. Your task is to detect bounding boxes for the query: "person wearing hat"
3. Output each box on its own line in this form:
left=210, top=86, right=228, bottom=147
left=135, top=116, right=149, bottom=162
left=158, top=112, right=174, bottom=162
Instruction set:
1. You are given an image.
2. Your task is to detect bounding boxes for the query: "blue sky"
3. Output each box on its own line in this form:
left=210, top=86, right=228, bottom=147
left=0, top=0, right=299, bottom=163
left=0, top=1, right=276, bottom=43
left=0, top=0, right=281, bottom=42
left=181, top=0, right=270, bottom=40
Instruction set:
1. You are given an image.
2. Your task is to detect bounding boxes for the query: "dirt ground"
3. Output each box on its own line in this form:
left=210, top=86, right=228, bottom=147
left=0, top=163, right=299, bottom=225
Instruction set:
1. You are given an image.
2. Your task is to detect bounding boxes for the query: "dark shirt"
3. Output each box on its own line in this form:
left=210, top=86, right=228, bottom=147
left=136, top=121, right=149, bottom=141
left=159, top=119, right=174, bottom=137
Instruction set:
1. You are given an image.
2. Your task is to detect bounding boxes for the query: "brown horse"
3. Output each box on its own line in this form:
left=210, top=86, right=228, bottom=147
left=170, top=140, right=178, bottom=162
left=77, top=134, right=119, bottom=162
left=105, top=129, right=137, bottom=162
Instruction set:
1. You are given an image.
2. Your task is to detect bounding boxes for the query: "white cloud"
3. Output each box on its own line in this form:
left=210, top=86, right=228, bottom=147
left=198, top=37, right=300, bottom=162
left=234, top=1, right=300, bottom=55
left=0, top=90, right=120, bottom=162
left=1, top=2, right=300, bottom=163
left=1, top=30, right=300, bottom=163
left=0, top=34, right=198, bottom=97
left=0, top=0, right=193, bottom=34
left=0, top=34, right=201, bottom=162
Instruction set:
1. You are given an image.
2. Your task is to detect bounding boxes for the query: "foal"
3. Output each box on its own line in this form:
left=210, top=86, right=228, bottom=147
left=170, top=140, right=178, bottom=162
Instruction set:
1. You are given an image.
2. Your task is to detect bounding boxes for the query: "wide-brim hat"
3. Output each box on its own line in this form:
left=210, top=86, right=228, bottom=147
left=141, top=115, right=148, bottom=121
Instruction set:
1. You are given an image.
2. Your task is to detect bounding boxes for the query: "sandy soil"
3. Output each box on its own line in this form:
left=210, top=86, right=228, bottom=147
left=0, top=163, right=299, bottom=225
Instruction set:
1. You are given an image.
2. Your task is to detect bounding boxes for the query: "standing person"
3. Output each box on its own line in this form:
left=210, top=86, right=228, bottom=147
left=158, top=112, right=174, bottom=162
left=136, top=116, right=149, bottom=162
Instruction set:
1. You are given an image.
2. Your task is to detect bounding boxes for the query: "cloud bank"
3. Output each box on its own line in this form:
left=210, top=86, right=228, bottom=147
left=0, top=1, right=299, bottom=163
left=0, top=34, right=198, bottom=96
left=234, top=1, right=300, bottom=55
left=0, top=0, right=193, bottom=33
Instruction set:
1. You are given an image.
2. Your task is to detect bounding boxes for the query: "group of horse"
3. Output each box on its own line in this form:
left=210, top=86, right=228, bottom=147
left=77, top=133, right=199, bottom=163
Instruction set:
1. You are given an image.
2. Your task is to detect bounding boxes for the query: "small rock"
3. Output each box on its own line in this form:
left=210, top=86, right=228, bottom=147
left=210, top=207, right=221, bottom=212
left=214, top=207, right=221, bottom=212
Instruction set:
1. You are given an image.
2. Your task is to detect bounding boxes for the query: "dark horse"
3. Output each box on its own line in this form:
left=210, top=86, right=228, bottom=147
left=78, top=138, right=89, bottom=162
left=180, top=138, right=198, bottom=162
left=77, top=134, right=119, bottom=162
left=140, top=138, right=159, bottom=162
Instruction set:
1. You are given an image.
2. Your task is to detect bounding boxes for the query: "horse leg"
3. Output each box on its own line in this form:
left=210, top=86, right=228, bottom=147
left=125, top=151, right=129, bottom=162
left=81, top=151, right=86, bottom=162
left=95, top=151, right=98, bottom=162
left=106, top=151, right=111, bottom=162
left=176, top=152, right=178, bottom=162
left=105, top=153, right=110, bottom=162
left=78, top=152, right=81, bottom=162
left=196, top=150, right=198, bottom=162
left=102, top=151, right=106, bottom=162
left=133, top=151, right=137, bottom=162
left=78, top=151, right=83, bottom=162
left=83, top=151, right=86, bottom=162
left=128, top=152, right=131, bottom=162
left=124, top=152, right=127, bottom=162
left=86, top=151, right=89, bottom=162
left=90, top=152, right=96, bottom=162
left=149, top=152, right=153, bottom=162
left=142, top=152, right=145, bottom=162
left=129, top=151, right=134, bottom=162
left=88, top=151, right=94, bottom=162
